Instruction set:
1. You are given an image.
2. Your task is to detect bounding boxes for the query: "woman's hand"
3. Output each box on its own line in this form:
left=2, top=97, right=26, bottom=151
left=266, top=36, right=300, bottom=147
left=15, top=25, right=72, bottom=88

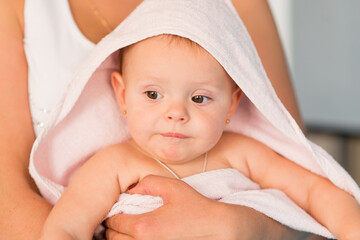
left=105, top=175, right=319, bottom=240
left=105, top=175, right=227, bottom=239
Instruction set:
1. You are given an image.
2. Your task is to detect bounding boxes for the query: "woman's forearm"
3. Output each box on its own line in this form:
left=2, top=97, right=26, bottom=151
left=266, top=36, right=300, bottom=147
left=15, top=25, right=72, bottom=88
left=220, top=202, right=325, bottom=240
left=0, top=138, right=51, bottom=239
left=0, top=166, right=52, bottom=239
left=0, top=117, right=49, bottom=239
left=0, top=0, right=51, bottom=237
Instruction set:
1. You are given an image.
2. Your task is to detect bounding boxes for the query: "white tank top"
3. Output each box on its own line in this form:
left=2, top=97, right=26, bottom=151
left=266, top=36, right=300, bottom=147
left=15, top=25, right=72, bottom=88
left=24, top=0, right=95, bottom=136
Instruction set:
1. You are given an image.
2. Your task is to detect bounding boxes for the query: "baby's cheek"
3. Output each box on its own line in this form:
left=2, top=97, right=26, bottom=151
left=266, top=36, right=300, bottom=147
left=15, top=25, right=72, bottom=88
left=126, top=117, right=147, bottom=140
left=196, top=118, right=225, bottom=143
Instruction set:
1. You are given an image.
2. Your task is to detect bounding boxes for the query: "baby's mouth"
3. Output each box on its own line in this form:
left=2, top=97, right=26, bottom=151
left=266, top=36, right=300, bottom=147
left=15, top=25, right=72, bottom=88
left=161, top=132, right=188, bottom=139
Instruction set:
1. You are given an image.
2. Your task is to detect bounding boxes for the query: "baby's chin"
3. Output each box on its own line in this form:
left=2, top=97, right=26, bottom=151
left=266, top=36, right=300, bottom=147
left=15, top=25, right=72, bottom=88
left=156, top=149, right=188, bottom=163
left=157, top=148, right=204, bottom=164
left=136, top=137, right=206, bottom=163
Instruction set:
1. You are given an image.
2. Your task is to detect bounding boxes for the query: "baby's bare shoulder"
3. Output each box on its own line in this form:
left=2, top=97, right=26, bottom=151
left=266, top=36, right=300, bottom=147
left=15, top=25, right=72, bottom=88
left=99, top=141, right=132, bottom=154
left=217, top=132, right=274, bottom=176
left=89, top=141, right=136, bottom=168
left=219, top=132, right=265, bottom=149
left=91, top=141, right=143, bottom=191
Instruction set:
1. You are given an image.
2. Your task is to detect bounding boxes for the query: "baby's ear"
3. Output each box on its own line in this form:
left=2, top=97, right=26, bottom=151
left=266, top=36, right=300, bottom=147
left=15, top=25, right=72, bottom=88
left=111, top=71, right=126, bottom=111
left=227, top=87, right=243, bottom=119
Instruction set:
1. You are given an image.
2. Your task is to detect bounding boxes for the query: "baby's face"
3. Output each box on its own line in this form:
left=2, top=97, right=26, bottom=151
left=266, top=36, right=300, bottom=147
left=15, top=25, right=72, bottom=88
left=113, top=36, right=240, bottom=164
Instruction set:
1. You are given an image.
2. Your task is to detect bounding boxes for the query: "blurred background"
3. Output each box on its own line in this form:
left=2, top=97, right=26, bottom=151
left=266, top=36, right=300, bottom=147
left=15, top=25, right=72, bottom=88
left=268, top=0, right=360, bottom=184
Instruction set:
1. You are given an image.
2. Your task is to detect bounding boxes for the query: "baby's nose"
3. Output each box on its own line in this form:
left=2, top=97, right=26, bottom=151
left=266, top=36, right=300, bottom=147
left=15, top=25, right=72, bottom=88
left=165, top=103, right=189, bottom=123
left=167, top=115, right=186, bottom=121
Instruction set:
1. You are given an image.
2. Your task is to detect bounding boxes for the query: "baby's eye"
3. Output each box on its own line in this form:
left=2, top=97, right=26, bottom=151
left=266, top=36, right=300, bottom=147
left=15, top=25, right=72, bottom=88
left=192, top=95, right=211, bottom=103
left=145, top=91, right=162, bottom=100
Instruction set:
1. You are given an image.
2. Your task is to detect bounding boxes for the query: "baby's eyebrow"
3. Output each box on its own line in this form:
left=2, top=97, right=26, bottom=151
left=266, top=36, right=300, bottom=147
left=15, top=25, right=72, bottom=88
left=192, top=77, right=224, bottom=87
left=136, top=76, right=165, bottom=84
left=136, top=72, right=225, bottom=89
left=140, top=73, right=168, bottom=82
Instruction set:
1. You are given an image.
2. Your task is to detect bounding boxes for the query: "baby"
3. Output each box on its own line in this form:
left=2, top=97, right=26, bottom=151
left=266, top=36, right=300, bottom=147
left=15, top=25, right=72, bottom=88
left=40, top=35, right=360, bottom=240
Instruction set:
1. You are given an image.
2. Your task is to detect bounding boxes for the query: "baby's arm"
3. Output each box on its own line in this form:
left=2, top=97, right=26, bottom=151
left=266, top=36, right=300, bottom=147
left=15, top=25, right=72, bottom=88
left=40, top=145, right=135, bottom=240
left=228, top=134, right=360, bottom=240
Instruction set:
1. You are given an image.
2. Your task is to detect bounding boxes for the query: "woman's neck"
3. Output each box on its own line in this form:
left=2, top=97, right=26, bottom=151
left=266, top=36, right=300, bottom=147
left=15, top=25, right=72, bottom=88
left=68, top=0, right=142, bottom=43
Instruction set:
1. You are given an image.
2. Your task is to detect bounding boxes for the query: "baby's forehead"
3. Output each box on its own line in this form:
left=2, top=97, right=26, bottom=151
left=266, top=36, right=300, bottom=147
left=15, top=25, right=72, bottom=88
left=119, top=34, right=207, bottom=73
left=120, top=34, right=237, bottom=88
left=123, top=34, right=203, bottom=57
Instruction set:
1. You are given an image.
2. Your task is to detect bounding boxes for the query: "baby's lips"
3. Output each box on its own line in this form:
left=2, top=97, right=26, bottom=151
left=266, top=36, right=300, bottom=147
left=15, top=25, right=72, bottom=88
left=161, top=132, right=187, bottom=139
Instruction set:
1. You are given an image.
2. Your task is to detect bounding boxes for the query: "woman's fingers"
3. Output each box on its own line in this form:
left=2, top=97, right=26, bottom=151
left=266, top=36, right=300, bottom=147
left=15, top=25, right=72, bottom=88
left=105, top=213, right=143, bottom=237
left=127, top=175, right=177, bottom=203
left=105, top=228, right=134, bottom=240
left=106, top=211, right=164, bottom=240
left=106, top=175, right=223, bottom=239
left=128, top=174, right=202, bottom=204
